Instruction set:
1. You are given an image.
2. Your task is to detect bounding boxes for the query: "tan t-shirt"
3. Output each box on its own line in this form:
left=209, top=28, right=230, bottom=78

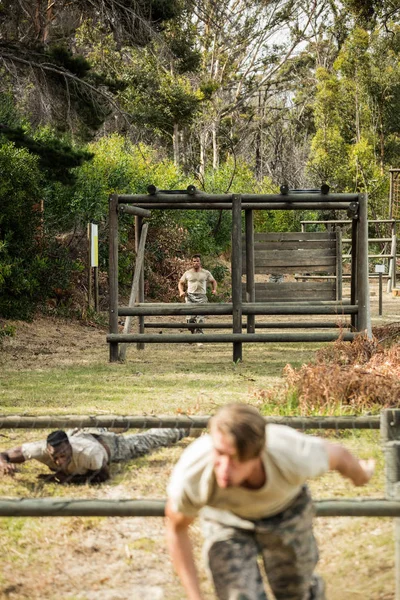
left=179, top=268, right=214, bottom=295
left=21, top=434, right=108, bottom=475
left=167, top=424, right=329, bottom=520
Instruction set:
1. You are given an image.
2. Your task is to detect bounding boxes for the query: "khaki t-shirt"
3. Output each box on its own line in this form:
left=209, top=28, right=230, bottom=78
left=167, top=424, right=329, bottom=520
left=179, top=268, right=214, bottom=295
left=21, top=434, right=108, bottom=475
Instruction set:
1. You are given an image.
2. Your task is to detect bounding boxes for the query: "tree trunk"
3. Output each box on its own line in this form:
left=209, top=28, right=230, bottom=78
left=199, top=129, right=207, bottom=179
left=173, top=123, right=180, bottom=168
left=212, top=121, right=219, bottom=170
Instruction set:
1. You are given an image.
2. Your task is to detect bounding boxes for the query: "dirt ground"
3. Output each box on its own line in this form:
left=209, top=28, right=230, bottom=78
left=0, top=284, right=399, bottom=600
left=1, top=282, right=398, bottom=371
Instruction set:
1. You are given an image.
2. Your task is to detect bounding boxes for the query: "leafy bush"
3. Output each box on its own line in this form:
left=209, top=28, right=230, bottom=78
left=0, top=141, right=80, bottom=319
left=0, top=322, right=16, bottom=345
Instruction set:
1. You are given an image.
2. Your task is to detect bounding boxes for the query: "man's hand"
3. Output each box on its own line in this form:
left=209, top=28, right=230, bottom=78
left=0, top=448, right=25, bottom=476
left=356, top=459, right=375, bottom=486
left=211, top=289, right=217, bottom=295
left=179, top=291, right=186, bottom=298
left=0, top=458, right=16, bottom=476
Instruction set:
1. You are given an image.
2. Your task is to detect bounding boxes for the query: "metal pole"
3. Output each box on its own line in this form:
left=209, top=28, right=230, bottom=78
left=245, top=209, right=255, bottom=333
left=379, top=272, right=383, bottom=316
left=108, top=194, right=119, bottom=362
left=232, top=195, right=243, bottom=362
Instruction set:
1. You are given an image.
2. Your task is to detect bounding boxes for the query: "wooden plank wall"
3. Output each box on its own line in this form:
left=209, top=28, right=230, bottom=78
left=242, top=232, right=339, bottom=302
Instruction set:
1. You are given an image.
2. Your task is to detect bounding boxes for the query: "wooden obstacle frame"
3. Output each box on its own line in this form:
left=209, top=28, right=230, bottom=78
left=1, top=408, right=400, bottom=598
left=107, top=187, right=372, bottom=362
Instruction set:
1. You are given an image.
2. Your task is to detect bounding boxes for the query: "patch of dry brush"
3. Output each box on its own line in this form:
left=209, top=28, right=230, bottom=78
left=284, top=323, right=400, bottom=411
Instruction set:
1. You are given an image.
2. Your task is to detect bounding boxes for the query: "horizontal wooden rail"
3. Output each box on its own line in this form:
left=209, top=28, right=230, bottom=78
left=118, top=303, right=358, bottom=317
left=301, top=219, right=398, bottom=225
left=0, top=498, right=397, bottom=517
left=295, top=275, right=391, bottom=280
left=107, top=332, right=357, bottom=344
left=342, top=238, right=393, bottom=243
left=118, top=204, right=151, bottom=218
left=118, top=193, right=360, bottom=203
left=344, top=254, right=397, bottom=259
left=0, top=415, right=379, bottom=430
left=124, top=202, right=354, bottom=211
left=144, top=321, right=349, bottom=329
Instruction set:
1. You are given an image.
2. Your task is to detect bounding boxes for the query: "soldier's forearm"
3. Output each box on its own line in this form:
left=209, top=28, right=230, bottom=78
left=1, top=447, right=25, bottom=464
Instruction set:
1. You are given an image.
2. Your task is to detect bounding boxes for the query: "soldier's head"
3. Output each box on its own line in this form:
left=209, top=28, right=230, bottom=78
left=192, top=254, right=201, bottom=271
left=210, top=404, right=266, bottom=488
left=46, top=430, right=72, bottom=470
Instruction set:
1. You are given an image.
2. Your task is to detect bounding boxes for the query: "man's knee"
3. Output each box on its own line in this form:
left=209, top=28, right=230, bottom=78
left=271, top=572, right=325, bottom=600
left=206, top=538, right=266, bottom=600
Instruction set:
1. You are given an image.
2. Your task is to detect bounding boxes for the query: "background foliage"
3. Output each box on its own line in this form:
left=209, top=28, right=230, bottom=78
left=0, top=0, right=399, bottom=318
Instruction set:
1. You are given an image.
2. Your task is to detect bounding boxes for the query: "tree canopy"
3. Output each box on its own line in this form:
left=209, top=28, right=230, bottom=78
left=0, top=0, right=399, bottom=317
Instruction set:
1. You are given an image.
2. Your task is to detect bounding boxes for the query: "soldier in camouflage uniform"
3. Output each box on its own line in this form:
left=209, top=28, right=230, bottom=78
left=166, top=404, right=375, bottom=600
left=178, top=254, right=217, bottom=334
left=0, top=428, right=188, bottom=484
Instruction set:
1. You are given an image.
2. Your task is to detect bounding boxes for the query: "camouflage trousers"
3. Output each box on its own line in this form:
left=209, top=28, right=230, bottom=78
left=185, top=293, right=207, bottom=330
left=201, top=486, right=325, bottom=600
left=72, top=429, right=187, bottom=462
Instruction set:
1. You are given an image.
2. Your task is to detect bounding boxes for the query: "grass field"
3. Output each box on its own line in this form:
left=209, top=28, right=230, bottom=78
left=0, top=311, right=397, bottom=599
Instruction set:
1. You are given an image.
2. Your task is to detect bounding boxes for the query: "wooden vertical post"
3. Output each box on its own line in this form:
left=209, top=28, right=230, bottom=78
left=351, top=219, right=358, bottom=329
left=381, top=409, right=400, bottom=600
left=335, top=227, right=343, bottom=302
left=245, top=209, right=255, bottom=333
left=356, top=194, right=372, bottom=336
left=394, top=226, right=398, bottom=290
left=135, top=216, right=145, bottom=350
left=94, top=266, right=99, bottom=312
left=232, top=195, right=242, bottom=362
left=392, top=233, right=397, bottom=290
left=119, top=223, right=148, bottom=362
left=379, top=272, right=383, bottom=316
left=381, top=409, right=400, bottom=442
left=87, top=223, right=92, bottom=309
left=108, top=194, right=119, bottom=362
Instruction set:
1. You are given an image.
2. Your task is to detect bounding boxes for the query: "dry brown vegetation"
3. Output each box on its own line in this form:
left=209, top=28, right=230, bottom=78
left=283, top=324, right=400, bottom=412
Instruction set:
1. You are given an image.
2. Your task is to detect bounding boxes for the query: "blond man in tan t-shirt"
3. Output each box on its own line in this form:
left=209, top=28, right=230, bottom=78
left=166, top=403, right=375, bottom=600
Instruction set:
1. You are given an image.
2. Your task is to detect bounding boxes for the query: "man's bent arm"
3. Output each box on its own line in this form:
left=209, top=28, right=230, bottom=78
left=210, top=278, right=217, bottom=294
left=0, top=446, right=26, bottom=475
left=165, top=501, right=203, bottom=600
left=55, top=464, right=110, bottom=485
left=325, top=442, right=375, bottom=486
left=178, top=280, right=186, bottom=297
